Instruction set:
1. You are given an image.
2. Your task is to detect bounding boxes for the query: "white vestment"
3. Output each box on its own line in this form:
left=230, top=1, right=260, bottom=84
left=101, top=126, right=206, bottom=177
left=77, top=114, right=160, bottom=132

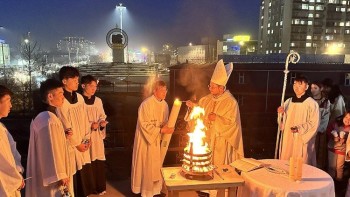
left=280, top=96, right=320, bottom=165
left=329, top=95, right=346, bottom=122
left=131, top=95, right=169, bottom=197
left=186, top=91, right=244, bottom=165
left=84, top=96, right=107, bottom=161
left=0, top=122, right=23, bottom=197
left=56, top=93, right=91, bottom=175
left=26, top=111, right=73, bottom=197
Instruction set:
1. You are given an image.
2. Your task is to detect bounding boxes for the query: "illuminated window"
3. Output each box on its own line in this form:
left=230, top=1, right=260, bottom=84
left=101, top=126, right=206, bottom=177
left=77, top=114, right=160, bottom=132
left=280, top=21, right=283, bottom=26
left=271, top=30, right=274, bottom=34
left=294, top=19, right=300, bottom=24
left=342, top=8, right=346, bottom=12
left=340, top=22, right=345, bottom=26
left=276, top=22, right=279, bottom=26
left=342, top=0, right=347, bottom=4
left=309, top=6, right=315, bottom=10
left=325, top=35, right=334, bottom=40
left=268, top=30, right=270, bottom=34
left=279, top=43, right=282, bottom=47
left=308, top=13, right=314, bottom=18
left=306, top=43, right=312, bottom=47
left=308, top=21, right=313, bottom=25
left=307, top=35, right=312, bottom=39
left=268, top=23, right=270, bottom=27
left=310, top=0, right=315, bottom=2
left=279, top=50, right=281, bottom=53
left=291, top=43, right=295, bottom=47
left=316, top=5, right=323, bottom=10
left=346, top=30, right=350, bottom=34
left=346, top=21, right=350, bottom=26
left=302, top=4, right=309, bottom=9
left=274, top=43, right=277, bottom=47
left=315, top=13, right=320, bottom=18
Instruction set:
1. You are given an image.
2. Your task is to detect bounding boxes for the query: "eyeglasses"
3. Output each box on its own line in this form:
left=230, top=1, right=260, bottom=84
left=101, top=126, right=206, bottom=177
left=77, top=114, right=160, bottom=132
left=208, top=84, right=218, bottom=89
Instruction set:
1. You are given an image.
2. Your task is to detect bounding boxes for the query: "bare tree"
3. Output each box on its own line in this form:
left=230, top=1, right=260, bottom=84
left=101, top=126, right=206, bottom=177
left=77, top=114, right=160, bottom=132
left=19, top=36, right=45, bottom=112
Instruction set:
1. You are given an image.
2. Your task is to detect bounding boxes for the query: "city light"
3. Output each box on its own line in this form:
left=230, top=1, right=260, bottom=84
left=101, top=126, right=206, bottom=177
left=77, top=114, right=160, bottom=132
left=189, top=42, right=193, bottom=46
left=325, top=42, right=344, bottom=55
left=116, top=3, right=126, bottom=31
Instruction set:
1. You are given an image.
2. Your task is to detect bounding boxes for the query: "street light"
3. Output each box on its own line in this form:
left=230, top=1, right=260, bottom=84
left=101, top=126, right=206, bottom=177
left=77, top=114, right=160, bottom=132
left=116, top=3, right=126, bottom=31
left=0, top=26, right=7, bottom=84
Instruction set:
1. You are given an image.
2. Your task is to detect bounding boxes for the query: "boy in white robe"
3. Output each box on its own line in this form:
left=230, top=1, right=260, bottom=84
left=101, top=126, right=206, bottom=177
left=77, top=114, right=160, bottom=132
left=56, top=66, right=95, bottom=196
left=278, top=75, right=320, bottom=165
left=131, top=80, right=174, bottom=197
left=0, top=85, right=25, bottom=196
left=26, top=79, right=73, bottom=197
left=185, top=60, right=244, bottom=197
left=81, top=75, right=108, bottom=195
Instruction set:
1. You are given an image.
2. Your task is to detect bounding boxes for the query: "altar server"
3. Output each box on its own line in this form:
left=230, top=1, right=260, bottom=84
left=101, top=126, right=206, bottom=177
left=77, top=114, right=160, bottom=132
left=81, top=75, right=108, bottom=195
left=56, top=66, right=95, bottom=196
left=26, top=79, right=73, bottom=197
left=0, top=85, right=25, bottom=196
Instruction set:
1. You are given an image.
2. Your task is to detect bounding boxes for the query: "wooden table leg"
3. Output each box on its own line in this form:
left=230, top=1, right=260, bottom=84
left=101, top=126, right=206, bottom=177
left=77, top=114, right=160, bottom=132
left=227, top=187, right=237, bottom=197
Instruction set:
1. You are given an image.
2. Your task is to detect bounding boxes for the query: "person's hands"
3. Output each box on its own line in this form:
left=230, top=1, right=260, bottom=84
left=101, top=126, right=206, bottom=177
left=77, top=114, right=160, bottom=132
left=277, top=106, right=284, bottom=113
left=161, top=125, right=174, bottom=134
left=291, top=126, right=299, bottom=133
left=76, top=141, right=91, bottom=152
left=61, top=178, right=70, bottom=186
left=91, top=122, right=99, bottom=130
left=17, top=179, right=25, bottom=190
left=185, top=100, right=195, bottom=108
left=208, top=112, right=216, bottom=121
left=65, top=129, right=73, bottom=139
left=100, top=120, right=109, bottom=128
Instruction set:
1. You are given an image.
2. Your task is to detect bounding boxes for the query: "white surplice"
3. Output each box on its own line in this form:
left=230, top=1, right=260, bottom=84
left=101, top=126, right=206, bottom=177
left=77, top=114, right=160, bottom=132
left=84, top=96, right=107, bottom=161
left=26, top=111, right=73, bottom=197
left=131, top=95, right=169, bottom=197
left=280, top=96, right=320, bottom=165
left=0, top=122, right=23, bottom=197
left=56, top=93, right=91, bottom=175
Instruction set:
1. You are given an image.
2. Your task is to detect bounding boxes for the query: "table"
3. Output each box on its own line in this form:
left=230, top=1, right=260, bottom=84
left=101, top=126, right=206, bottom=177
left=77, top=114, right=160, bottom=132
left=237, top=159, right=335, bottom=197
left=161, top=165, right=244, bottom=197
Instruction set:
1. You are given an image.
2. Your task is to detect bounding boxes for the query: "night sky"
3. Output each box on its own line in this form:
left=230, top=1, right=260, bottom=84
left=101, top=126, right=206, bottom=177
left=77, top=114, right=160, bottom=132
left=0, top=0, right=261, bottom=52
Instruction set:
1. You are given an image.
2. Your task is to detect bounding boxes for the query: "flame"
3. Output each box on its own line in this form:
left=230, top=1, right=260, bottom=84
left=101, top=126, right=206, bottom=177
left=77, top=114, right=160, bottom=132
left=186, top=106, right=208, bottom=154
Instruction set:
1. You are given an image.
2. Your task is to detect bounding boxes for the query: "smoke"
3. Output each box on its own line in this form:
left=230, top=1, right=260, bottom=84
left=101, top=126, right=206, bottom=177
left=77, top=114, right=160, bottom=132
left=177, top=63, right=214, bottom=102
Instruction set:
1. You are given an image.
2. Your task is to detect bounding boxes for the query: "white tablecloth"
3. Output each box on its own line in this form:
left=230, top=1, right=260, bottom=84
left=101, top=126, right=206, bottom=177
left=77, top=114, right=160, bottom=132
left=237, top=159, right=335, bottom=197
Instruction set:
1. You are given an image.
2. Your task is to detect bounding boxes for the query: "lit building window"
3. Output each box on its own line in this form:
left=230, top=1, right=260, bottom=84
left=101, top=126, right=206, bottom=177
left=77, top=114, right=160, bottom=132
left=279, top=43, right=282, bottom=47
left=316, top=5, right=324, bottom=10
left=269, top=2, right=271, bottom=6
left=340, top=22, right=345, bottom=26
left=307, top=35, right=312, bottom=39
left=309, top=6, right=315, bottom=10
left=325, top=35, right=334, bottom=40
left=346, top=21, right=350, bottom=26
left=268, top=23, right=270, bottom=27
left=271, top=30, right=274, bottom=34
left=268, top=30, right=270, bottom=34
left=274, top=43, right=277, bottom=47
left=342, top=0, right=347, bottom=5
left=266, top=50, right=269, bottom=54
left=306, top=43, right=312, bottom=47
left=294, top=19, right=300, bottom=24
left=279, top=50, right=281, bottom=53
left=315, top=13, right=320, bottom=18
left=276, top=22, right=279, bottom=26
left=280, top=21, right=283, bottom=26
left=341, top=8, right=346, bottom=12
left=291, top=43, right=295, bottom=47
left=310, top=0, right=315, bottom=2
left=346, top=29, right=350, bottom=34
left=308, top=13, right=314, bottom=18
left=302, top=4, right=309, bottom=9
left=308, top=21, right=313, bottom=25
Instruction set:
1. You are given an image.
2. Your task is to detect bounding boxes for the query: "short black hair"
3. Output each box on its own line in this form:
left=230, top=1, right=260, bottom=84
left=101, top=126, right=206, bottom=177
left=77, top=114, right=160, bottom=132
left=59, top=66, right=80, bottom=81
left=310, top=81, right=323, bottom=88
left=0, top=85, right=13, bottom=100
left=294, top=75, right=309, bottom=84
left=81, top=75, right=97, bottom=85
left=40, top=79, right=63, bottom=103
left=153, top=80, right=167, bottom=91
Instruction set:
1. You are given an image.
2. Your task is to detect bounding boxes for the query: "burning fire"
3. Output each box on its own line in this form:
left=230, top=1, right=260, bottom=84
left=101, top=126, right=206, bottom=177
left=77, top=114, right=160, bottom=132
left=185, top=106, right=208, bottom=154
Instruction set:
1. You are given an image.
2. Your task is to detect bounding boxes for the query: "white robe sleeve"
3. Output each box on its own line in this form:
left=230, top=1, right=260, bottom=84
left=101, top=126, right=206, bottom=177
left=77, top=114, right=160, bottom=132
left=0, top=129, right=22, bottom=196
left=36, top=122, right=69, bottom=186
left=298, top=100, right=320, bottom=144
left=97, top=98, right=107, bottom=139
left=138, top=102, right=161, bottom=145
left=0, top=153, right=23, bottom=196
left=7, top=132, right=24, bottom=173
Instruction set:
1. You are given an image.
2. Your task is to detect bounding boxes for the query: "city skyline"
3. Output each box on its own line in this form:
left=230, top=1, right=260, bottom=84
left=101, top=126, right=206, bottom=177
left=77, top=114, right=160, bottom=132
left=0, top=0, right=261, bottom=53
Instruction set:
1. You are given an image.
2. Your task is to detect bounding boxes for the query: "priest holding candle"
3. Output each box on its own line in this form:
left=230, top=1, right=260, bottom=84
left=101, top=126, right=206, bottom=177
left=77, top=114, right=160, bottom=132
left=131, top=80, right=175, bottom=197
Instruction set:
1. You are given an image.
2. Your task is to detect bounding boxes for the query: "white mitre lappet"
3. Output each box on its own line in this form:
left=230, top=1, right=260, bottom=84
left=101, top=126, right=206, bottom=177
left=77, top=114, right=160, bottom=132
left=210, top=59, right=233, bottom=86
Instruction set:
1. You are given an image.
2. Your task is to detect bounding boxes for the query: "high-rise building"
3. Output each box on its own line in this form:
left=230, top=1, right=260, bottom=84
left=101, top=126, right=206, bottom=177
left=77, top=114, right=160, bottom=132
left=258, top=0, right=350, bottom=55
left=0, top=39, right=10, bottom=65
